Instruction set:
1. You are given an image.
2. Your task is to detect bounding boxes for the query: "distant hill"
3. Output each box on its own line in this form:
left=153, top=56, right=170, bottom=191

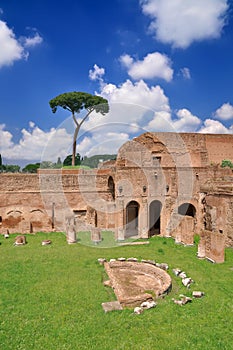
left=81, top=154, right=116, bottom=168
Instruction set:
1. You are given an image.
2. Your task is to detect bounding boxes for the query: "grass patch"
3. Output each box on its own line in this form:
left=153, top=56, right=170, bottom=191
left=78, top=230, right=118, bottom=248
left=78, top=230, right=140, bottom=248
left=0, top=233, right=232, bottom=349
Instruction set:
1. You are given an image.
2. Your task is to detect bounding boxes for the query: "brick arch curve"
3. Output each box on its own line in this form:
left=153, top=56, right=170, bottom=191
left=178, top=203, right=196, bottom=217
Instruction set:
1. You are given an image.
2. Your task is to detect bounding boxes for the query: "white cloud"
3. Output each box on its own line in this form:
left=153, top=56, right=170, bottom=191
left=73, top=78, right=172, bottom=155
left=83, top=77, right=203, bottom=140
left=23, top=32, right=43, bottom=48
left=76, top=136, right=93, bottom=155
left=146, top=111, right=174, bottom=131
left=119, top=54, right=133, bottom=68
left=89, top=64, right=105, bottom=81
left=29, top=121, right=35, bottom=128
left=146, top=108, right=201, bottom=132
left=99, top=79, right=170, bottom=113
left=214, top=102, right=233, bottom=120
left=174, top=109, right=201, bottom=131
left=3, top=63, right=232, bottom=163
left=199, top=119, right=232, bottom=134
left=2, top=123, right=73, bottom=161
left=120, top=52, right=173, bottom=81
left=0, top=20, right=26, bottom=68
left=140, top=0, right=229, bottom=48
left=0, top=124, right=14, bottom=150
left=180, top=67, right=191, bottom=80
left=0, top=20, right=42, bottom=69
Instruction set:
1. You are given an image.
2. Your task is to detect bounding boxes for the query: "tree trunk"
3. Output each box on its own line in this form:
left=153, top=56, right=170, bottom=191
left=72, top=126, right=80, bottom=166
left=71, top=110, right=91, bottom=166
left=72, top=139, right=76, bottom=166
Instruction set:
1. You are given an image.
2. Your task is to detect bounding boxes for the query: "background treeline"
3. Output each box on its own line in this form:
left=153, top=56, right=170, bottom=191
left=0, top=153, right=116, bottom=173
left=81, top=154, right=116, bottom=168
left=0, top=153, right=232, bottom=173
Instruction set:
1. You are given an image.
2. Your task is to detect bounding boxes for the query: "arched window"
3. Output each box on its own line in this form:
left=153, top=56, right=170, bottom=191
left=108, top=176, right=115, bottom=200
left=178, top=203, right=196, bottom=217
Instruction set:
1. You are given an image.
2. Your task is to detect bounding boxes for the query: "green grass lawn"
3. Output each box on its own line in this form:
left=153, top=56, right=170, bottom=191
left=0, top=232, right=232, bottom=350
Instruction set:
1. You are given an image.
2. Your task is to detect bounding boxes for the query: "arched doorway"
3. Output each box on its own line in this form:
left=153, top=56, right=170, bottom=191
left=126, top=201, right=139, bottom=237
left=108, top=176, right=115, bottom=200
left=177, top=203, right=196, bottom=245
left=149, top=200, right=162, bottom=236
left=178, top=203, right=196, bottom=217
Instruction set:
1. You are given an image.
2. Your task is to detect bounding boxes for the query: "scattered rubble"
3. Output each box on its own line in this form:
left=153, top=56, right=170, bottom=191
left=127, top=257, right=138, bottom=262
left=98, top=258, right=106, bottom=265
left=14, top=235, right=27, bottom=246
left=134, top=306, right=143, bottom=315
left=172, top=268, right=182, bottom=276
left=192, top=291, right=205, bottom=298
left=182, top=277, right=194, bottom=288
left=156, top=263, right=169, bottom=271
left=4, top=231, right=9, bottom=239
left=141, top=300, right=157, bottom=309
left=179, top=271, right=187, bottom=279
left=141, top=259, right=156, bottom=265
left=172, top=295, right=192, bottom=306
left=41, top=240, right=52, bottom=246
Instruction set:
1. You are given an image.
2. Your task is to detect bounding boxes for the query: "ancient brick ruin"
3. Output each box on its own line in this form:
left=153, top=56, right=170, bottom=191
left=0, top=132, right=232, bottom=262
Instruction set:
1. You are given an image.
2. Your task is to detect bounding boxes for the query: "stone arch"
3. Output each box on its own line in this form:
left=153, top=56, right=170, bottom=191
left=149, top=200, right=162, bottom=236
left=125, top=200, right=140, bottom=237
left=29, top=209, right=50, bottom=233
left=4, top=210, right=23, bottom=231
left=178, top=203, right=196, bottom=217
left=7, top=210, right=22, bottom=215
left=108, top=176, right=115, bottom=200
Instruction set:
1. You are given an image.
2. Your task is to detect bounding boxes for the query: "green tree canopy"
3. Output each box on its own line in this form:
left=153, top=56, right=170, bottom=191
left=81, top=154, right=116, bottom=168
left=22, top=163, right=40, bottom=173
left=49, top=92, right=109, bottom=166
left=1, top=164, right=20, bottom=173
left=63, top=154, right=81, bottom=166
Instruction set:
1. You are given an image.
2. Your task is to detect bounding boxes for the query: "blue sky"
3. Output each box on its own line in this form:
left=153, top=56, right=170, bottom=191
left=0, top=0, right=233, bottom=165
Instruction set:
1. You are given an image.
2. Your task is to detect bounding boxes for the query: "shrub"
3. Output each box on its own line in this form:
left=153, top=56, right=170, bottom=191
left=221, top=159, right=233, bottom=168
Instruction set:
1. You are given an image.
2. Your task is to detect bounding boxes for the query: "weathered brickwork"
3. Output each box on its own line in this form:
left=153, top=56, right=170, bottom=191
left=0, top=132, right=232, bottom=262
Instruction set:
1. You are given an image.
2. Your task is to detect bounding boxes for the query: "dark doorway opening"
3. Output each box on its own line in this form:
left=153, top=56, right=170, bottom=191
left=149, top=200, right=162, bottom=236
left=178, top=203, right=196, bottom=217
left=126, top=201, right=139, bottom=238
left=108, top=176, right=115, bottom=200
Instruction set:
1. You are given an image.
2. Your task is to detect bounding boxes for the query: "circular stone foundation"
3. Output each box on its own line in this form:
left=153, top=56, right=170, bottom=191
left=104, top=261, right=172, bottom=307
